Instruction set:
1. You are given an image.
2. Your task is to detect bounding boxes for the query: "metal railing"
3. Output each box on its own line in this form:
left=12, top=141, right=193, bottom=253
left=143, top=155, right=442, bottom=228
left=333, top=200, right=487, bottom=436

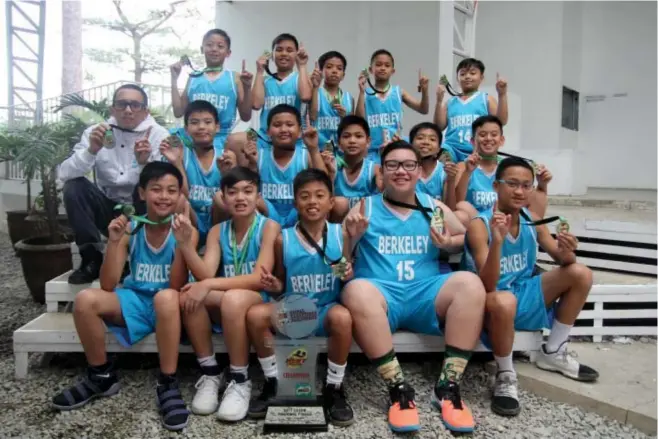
left=3, top=80, right=175, bottom=181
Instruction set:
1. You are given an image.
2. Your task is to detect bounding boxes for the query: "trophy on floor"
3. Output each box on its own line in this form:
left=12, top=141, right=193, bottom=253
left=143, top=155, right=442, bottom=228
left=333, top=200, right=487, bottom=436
left=263, top=294, right=328, bottom=434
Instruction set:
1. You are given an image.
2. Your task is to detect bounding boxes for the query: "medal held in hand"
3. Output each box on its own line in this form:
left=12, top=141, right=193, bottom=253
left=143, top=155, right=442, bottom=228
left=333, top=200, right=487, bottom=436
left=557, top=217, right=570, bottom=234
left=103, top=128, right=115, bottom=149
left=330, top=256, right=348, bottom=279
left=265, top=294, right=328, bottom=434
left=166, top=134, right=183, bottom=150
left=247, top=128, right=259, bottom=142
left=431, top=207, right=445, bottom=234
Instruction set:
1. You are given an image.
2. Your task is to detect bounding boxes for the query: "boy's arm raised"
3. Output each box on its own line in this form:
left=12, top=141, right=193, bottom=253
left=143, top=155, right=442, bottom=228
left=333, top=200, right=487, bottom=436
left=355, top=73, right=366, bottom=118
left=308, top=63, right=322, bottom=122
left=296, top=46, right=313, bottom=102
left=489, top=73, right=508, bottom=125
left=170, top=60, right=189, bottom=118
left=252, top=55, right=268, bottom=110
left=401, top=69, right=430, bottom=114
left=236, top=60, right=254, bottom=122
left=100, top=216, right=131, bottom=292
left=433, top=86, right=448, bottom=130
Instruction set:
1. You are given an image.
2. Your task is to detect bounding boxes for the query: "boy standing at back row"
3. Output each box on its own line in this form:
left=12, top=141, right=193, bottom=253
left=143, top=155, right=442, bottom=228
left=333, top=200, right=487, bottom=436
left=170, top=29, right=253, bottom=152
left=434, top=58, right=508, bottom=163
left=356, top=49, right=430, bottom=162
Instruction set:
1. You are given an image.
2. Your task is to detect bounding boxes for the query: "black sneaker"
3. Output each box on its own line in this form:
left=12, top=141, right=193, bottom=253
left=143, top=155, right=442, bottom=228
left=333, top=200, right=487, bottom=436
left=248, top=377, right=277, bottom=419
left=52, top=369, right=120, bottom=410
left=491, top=371, right=521, bottom=416
left=323, top=383, right=354, bottom=427
left=156, top=376, right=189, bottom=431
left=68, top=248, right=102, bottom=285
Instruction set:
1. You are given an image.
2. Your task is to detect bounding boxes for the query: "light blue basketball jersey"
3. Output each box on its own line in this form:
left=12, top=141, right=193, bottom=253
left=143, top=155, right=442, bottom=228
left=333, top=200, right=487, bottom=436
left=462, top=207, right=537, bottom=290
left=354, top=192, right=441, bottom=282
left=187, top=71, right=238, bottom=136
left=258, top=147, right=308, bottom=220
left=334, top=159, right=378, bottom=208
left=466, top=166, right=497, bottom=212
left=259, top=73, right=302, bottom=137
left=443, top=91, right=489, bottom=157
left=282, top=222, right=343, bottom=307
left=316, top=89, right=354, bottom=147
left=219, top=214, right=268, bottom=277
left=364, top=86, right=403, bottom=153
left=417, top=162, right=446, bottom=200
left=183, top=147, right=222, bottom=231
left=123, top=220, right=177, bottom=295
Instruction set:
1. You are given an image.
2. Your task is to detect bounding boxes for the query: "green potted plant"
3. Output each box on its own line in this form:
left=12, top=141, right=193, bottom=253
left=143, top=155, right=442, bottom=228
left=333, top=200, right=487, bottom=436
left=11, top=122, right=80, bottom=303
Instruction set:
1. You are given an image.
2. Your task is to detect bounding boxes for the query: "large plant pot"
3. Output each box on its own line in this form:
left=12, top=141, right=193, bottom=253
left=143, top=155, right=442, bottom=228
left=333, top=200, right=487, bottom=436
left=15, top=235, right=73, bottom=304
left=7, top=211, right=70, bottom=249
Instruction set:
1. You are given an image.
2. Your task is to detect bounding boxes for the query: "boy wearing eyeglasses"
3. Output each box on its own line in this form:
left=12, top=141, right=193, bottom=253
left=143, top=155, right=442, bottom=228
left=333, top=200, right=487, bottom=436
left=462, top=156, right=598, bottom=418
left=355, top=49, right=430, bottom=162
left=341, top=140, right=486, bottom=434
left=170, top=29, right=253, bottom=154
left=450, top=115, right=551, bottom=222
left=59, top=84, right=168, bottom=284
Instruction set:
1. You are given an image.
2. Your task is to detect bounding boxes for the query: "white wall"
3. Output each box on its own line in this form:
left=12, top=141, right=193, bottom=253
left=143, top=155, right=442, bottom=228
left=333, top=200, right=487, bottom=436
left=216, top=1, right=440, bottom=133
left=578, top=1, right=657, bottom=191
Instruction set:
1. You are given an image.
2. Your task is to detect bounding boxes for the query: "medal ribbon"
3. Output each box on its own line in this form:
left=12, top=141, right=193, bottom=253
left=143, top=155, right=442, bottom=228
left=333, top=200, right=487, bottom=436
left=382, top=194, right=434, bottom=223
left=363, top=68, right=391, bottom=96
left=114, top=204, right=172, bottom=235
left=297, top=222, right=343, bottom=266
left=231, top=216, right=258, bottom=276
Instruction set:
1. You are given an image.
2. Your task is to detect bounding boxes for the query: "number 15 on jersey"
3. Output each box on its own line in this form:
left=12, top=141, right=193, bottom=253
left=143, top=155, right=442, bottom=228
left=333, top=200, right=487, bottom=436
left=396, top=260, right=415, bottom=281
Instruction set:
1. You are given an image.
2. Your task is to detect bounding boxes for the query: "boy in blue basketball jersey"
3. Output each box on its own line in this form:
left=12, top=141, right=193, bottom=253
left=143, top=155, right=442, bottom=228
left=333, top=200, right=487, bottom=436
left=174, top=167, right=280, bottom=421
left=51, top=162, right=191, bottom=431
left=171, top=29, right=253, bottom=154
left=356, top=49, right=430, bottom=162
left=246, top=169, right=355, bottom=426
left=252, top=33, right=312, bottom=150
left=463, top=157, right=598, bottom=417
left=434, top=58, right=508, bottom=163
left=160, top=100, right=238, bottom=245
left=309, top=51, right=354, bottom=148
left=243, top=104, right=346, bottom=227
left=321, top=115, right=381, bottom=220
left=341, top=141, right=486, bottom=434
left=452, top=116, right=551, bottom=221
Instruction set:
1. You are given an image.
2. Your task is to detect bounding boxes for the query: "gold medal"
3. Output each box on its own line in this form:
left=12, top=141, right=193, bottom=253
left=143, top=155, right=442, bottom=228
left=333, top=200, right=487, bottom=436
left=103, top=129, right=115, bottom=149
left=558, top=218, right=570, bottom=234
left=331, top=257, right=348, bottom=280
left=431, top=207, right=445, bottom=234
left=247, top=128, right=258, bottom=142
left=324, top=141, right=334, bottom=154
left=166, top=134, right=183, bottom=149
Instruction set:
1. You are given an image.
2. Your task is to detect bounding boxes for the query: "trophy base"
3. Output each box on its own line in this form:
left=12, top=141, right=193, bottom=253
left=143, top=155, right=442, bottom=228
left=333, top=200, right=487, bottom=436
left=263, top=397, right=328, bottom=434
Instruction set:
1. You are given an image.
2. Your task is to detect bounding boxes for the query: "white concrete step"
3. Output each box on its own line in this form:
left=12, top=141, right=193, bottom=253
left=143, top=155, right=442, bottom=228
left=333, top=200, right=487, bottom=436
left=12, top=312, right=543, bottom=379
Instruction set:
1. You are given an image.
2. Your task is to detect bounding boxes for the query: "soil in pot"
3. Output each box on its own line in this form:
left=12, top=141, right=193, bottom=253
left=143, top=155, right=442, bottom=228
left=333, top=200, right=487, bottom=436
left=15, top=235, right=73, bottom=304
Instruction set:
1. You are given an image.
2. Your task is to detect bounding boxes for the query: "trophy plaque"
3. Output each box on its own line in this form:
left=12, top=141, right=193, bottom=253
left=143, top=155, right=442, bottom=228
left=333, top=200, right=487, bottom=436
left=263, top=294, right=328, bottom=434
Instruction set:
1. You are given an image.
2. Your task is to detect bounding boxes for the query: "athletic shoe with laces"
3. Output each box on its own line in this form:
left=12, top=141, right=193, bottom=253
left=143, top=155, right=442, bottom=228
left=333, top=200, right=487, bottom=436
left=535, top=342, right=599, bottom=382
left=216, top=373, right=252, bottom=421
left=191, top=374, right=221, bottom=415
left=323, top=383, right=354, bottom=426
left=491, top=370, right=521, bottom=416
left=248, top=377, right=278, bottom=418
left=431, top=381, right=475, bottom=433
left=387, top=382, right=420, bottom=433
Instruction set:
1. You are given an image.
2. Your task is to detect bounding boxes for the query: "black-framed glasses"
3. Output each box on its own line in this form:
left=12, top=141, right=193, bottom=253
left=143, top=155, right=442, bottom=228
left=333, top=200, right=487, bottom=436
left=383, top=160, right=419, bottom=172
left=113, top=100, right=146, bottom=111
left=497, top=179, right=534, bottom=191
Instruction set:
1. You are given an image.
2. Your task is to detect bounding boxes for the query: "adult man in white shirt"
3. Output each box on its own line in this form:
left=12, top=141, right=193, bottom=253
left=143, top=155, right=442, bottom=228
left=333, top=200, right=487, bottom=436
left=59, top=84, right=168, bottom=284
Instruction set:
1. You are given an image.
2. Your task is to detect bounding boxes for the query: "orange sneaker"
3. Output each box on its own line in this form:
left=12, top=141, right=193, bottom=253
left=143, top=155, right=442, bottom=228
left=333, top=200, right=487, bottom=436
left=431, top=381, right=475, bottom=433
left=387, top=383, right=421, bottom=433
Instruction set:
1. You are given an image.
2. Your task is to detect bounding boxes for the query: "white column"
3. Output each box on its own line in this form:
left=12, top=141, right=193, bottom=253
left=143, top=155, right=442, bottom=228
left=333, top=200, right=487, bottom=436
left=437, top=1, right=454, bottom=82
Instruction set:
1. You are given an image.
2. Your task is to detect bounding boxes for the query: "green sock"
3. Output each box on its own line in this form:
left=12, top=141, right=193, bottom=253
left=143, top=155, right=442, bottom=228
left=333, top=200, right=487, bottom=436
left=437, top=345, right=472, bottom=387
left=373, top=349, right=405, bottom=389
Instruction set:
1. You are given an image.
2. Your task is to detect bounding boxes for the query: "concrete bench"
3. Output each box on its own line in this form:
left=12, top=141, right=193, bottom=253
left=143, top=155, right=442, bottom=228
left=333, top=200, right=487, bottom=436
left=12, top=312, right=544, bottom=379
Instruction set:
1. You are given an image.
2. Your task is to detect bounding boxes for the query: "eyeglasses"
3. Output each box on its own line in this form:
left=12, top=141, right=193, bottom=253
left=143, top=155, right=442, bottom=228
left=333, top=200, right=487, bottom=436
left=497, top=180, right=534, bottom=191
left=113, top=100, right=146, bottom=111
left=383, top=160, right=419, bottom=172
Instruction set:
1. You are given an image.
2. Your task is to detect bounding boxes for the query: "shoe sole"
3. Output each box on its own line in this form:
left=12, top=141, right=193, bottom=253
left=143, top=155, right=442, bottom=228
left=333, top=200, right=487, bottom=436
left=491, top=403, right=521, bottom=417
left=161, top=419, right=189, bottom=431
left=330, top=417, right=356, bottom=427
left=52, top=382, right=121, bottom=411
left=217, top=411, right=248, bottom=422
left=389, top=422, right=421, bottom=433
left=430, top=396, right=475, bottom=433
left=535, top=362, right=599, bottom=382
left=191, top=405, right=219, bottom=416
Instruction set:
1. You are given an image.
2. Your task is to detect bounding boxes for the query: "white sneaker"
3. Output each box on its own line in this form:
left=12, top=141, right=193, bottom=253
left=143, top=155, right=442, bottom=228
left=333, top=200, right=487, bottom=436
left=535, top=343, right=599, bottom=382
left=216, top=378, right=252, bottom=421
left=491, top=371, right=520, bottom=416
left=191, top=375, right=221, bottom=415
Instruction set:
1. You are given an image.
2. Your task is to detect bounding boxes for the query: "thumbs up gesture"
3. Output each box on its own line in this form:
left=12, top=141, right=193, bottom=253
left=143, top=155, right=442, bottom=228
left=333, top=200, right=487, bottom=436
left=495, top=72, right=507, bottom=96
left=239, top=59, right=253, bottom=87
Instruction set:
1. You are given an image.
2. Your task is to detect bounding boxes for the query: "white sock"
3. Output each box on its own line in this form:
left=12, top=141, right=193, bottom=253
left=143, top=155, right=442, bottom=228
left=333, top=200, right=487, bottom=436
left=326, top=360, right=347, bottom=386
left=198, top=354, right=217, bottom=368
left=494, top=354, right=515, bottom=373
left=258, top=355, right=278, bottom=379
left=546, top=320, right=573, bottom=353
left=230, top=364, right=249, bottom=381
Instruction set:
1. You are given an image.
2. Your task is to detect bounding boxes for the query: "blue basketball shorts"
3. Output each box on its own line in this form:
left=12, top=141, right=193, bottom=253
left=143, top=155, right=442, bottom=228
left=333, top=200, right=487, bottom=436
left=106, top=288, right=157, bottom=347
